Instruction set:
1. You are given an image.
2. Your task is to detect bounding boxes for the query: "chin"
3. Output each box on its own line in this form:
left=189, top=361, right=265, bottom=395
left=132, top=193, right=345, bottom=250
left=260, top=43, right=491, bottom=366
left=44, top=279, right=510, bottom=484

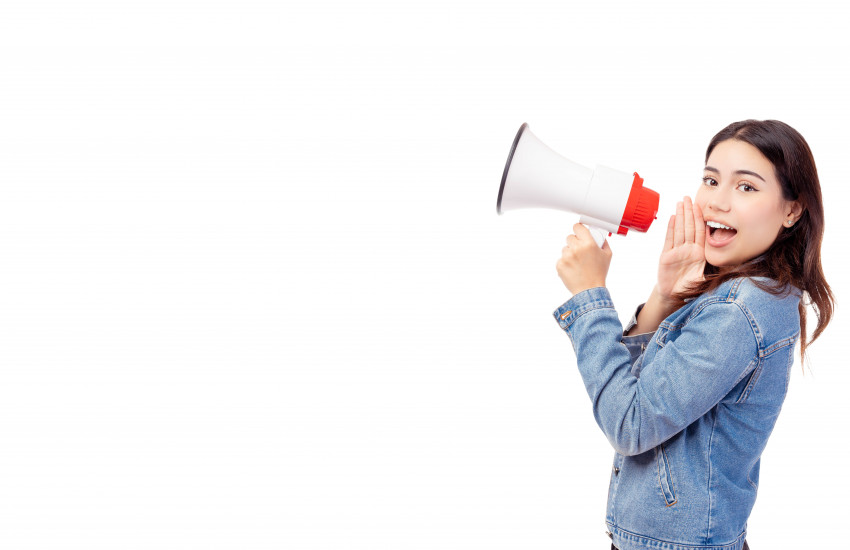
left=704, top=250, right=738, bottom=269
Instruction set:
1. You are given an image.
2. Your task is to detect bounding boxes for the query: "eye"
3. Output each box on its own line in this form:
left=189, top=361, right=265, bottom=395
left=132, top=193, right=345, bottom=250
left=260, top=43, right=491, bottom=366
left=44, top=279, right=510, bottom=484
left=702, top=176, right=718, bottom=187
left=737, top=182, right=757, bottom=192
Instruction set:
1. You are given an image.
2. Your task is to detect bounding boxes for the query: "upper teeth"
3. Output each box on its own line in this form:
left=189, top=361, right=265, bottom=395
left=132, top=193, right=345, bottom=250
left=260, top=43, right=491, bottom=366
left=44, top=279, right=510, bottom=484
left=707, top=221, right=734, bottom=230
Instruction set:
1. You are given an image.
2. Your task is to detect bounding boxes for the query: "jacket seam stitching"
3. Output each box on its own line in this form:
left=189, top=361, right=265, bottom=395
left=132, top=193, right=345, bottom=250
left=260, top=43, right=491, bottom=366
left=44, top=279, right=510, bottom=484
left=659, top=296, right=725, bottom=332
left=728, top=278, right=743, bottom=301
left=736, top=356, right=762, bottom=403
left=706, top=409, right=719, bottom=541
left=562, top=303, right=615, bottom=330
left=747, top=462, right=758, bottom=491
left=762, top=333, right=798, bottom=357
left=731, top=299, right=764, bottom=355
left=607, top=523, right=747, bottom=549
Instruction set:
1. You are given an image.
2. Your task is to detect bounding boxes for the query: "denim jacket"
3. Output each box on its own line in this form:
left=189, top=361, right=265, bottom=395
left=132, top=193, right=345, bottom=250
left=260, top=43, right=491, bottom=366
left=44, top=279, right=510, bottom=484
left=553, top=277, right=800, bottom=550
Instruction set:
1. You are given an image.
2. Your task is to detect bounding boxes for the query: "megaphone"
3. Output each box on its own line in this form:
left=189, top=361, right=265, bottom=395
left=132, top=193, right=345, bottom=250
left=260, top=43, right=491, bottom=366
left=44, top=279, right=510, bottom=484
left=497, top=123, right=660, bottom=246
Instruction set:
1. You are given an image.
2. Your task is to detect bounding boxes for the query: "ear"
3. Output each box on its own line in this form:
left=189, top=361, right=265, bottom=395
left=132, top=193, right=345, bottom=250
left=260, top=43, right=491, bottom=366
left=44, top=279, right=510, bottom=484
left=785, top=200, right=804, bottom=225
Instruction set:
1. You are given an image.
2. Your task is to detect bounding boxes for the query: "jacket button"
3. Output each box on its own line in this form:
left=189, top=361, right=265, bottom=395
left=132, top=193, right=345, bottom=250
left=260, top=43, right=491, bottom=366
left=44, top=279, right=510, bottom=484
left=613, top=467, right=620, bottom=475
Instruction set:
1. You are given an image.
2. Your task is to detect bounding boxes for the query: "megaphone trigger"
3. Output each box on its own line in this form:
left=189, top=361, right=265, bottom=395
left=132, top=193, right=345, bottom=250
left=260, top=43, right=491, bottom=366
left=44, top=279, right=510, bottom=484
left=584, top=225, right=609, bottom=248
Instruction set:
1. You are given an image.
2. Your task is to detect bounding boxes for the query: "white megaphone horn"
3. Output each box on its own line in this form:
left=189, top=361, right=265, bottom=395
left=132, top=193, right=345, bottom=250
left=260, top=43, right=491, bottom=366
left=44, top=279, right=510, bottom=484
left=497, top=123, right=659, bottom=247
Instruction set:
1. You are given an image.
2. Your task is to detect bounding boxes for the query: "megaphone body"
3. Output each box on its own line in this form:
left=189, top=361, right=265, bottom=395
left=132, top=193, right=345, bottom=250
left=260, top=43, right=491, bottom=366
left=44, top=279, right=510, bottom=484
left=497, top=123, right=659, bottom=246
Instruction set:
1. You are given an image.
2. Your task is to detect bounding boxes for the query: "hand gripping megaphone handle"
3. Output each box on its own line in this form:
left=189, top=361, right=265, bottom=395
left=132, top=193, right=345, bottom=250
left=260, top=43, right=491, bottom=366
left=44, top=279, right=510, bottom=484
left=578, top=214, right=618, bottom=248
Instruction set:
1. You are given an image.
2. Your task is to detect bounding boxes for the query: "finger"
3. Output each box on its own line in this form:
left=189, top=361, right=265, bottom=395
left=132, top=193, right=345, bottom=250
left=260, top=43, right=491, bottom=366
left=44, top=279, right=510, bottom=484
left=674, top=201, right=684, bottom=246
left=693, top=200, right=706, bottom=246
left=663, top=214, right=675, bottom=251
left=683, top=196, right=695, bottom=243
left=573, top=223, right=592, bottom=242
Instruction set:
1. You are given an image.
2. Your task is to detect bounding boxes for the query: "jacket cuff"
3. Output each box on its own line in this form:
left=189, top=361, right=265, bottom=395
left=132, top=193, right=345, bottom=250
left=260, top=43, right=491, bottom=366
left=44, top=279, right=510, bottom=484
left=552, top=287, right=616, bottom=331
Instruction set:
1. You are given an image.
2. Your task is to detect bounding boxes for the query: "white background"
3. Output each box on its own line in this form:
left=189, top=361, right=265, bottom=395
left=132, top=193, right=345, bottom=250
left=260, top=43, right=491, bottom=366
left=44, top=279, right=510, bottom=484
left=1, top=0, right=848, bottom=548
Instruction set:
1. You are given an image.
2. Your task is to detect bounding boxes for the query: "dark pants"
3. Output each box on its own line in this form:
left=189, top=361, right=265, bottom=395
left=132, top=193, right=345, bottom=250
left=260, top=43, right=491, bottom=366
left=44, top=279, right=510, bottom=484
left=612, top=543, right=749, bottom=550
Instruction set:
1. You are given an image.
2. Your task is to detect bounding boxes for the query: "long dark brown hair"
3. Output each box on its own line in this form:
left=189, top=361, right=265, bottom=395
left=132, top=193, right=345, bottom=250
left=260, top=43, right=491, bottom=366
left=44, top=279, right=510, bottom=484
left=676, top=119, right=833, bottom=363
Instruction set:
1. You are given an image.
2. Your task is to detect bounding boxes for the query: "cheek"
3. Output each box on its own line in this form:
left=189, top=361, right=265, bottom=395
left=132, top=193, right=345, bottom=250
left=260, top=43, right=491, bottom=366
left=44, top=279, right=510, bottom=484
left=693, top=186, right=707, bottom=208
left=742, top=208, right=783, bottom=243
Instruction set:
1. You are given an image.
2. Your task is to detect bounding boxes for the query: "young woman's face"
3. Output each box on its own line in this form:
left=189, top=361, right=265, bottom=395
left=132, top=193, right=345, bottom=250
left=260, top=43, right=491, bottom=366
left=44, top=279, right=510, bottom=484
left=695, top=139, right=801, bottom=268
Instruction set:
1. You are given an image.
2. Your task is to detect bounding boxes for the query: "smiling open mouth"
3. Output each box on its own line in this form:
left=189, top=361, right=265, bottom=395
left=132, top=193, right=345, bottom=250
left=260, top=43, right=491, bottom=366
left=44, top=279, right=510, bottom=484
left=706, top=221, right=737, bottom=244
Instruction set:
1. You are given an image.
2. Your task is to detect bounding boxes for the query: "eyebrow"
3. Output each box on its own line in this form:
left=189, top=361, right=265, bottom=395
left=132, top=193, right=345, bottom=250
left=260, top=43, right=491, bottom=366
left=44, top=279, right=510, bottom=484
left=703, top=166, right=766, bottom=182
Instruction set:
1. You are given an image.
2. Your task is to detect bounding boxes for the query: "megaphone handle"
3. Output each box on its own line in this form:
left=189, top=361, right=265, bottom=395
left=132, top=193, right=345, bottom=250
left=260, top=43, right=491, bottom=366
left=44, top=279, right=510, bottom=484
left=585, top=225, right=608, bottom=248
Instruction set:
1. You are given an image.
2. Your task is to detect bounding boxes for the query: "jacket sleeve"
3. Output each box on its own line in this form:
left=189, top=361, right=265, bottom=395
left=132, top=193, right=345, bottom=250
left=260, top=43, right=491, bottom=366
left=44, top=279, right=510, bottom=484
left=553, top=287, right=759, bottom=456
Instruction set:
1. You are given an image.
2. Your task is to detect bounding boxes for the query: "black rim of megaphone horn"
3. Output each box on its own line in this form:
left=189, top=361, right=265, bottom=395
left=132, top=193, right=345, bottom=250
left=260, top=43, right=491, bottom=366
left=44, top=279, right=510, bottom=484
left=497, top=122, right=529, bottom=215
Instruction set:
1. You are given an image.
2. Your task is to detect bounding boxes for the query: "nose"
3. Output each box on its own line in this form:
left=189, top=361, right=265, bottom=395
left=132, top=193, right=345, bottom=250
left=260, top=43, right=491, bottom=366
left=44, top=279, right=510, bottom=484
left=706, top=185, right=731, bottom=213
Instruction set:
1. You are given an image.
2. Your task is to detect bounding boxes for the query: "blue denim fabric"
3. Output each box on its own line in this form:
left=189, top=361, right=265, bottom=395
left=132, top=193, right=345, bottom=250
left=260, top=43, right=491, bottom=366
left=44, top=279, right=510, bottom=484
left=553, top=277, right=800, bottom=550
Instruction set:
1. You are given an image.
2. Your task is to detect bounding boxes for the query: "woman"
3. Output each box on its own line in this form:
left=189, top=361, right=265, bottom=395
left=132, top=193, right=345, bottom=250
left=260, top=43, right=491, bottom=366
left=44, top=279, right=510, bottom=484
left=553, top=120, right=832, bottom=550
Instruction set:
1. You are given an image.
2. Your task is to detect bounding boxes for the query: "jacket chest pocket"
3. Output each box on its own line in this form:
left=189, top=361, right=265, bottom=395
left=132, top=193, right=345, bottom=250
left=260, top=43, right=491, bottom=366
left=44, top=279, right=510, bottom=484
left=654, top=323, right=679, bottom=349
left=641, top=326, right=672, bottom=364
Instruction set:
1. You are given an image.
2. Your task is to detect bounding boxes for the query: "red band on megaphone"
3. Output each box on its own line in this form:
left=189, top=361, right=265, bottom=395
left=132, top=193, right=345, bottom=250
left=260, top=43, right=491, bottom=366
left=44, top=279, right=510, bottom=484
left=617, top=172, right=660, bottom=235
